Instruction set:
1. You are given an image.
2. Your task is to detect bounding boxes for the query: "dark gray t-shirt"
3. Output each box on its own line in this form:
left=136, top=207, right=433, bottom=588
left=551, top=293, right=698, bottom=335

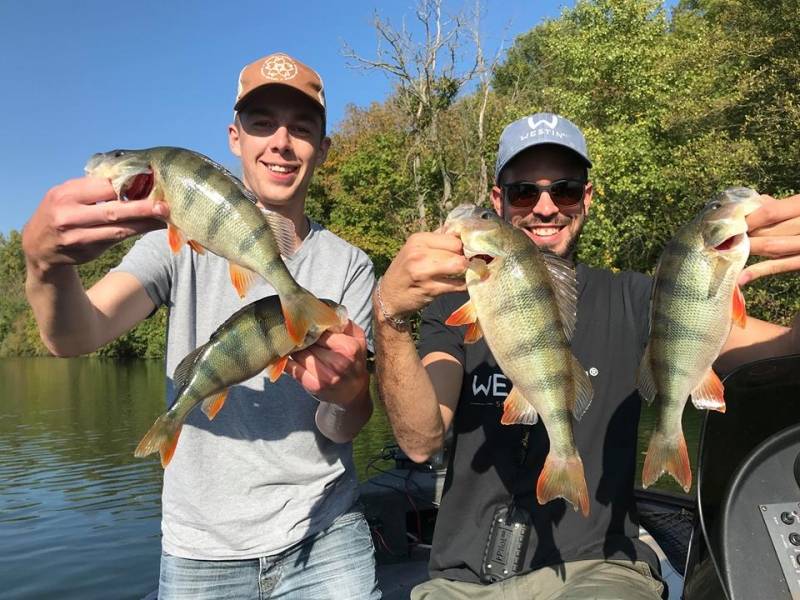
left=418, top=263, right=659, bottom=582
left=113, top=220, right=375, bottom=559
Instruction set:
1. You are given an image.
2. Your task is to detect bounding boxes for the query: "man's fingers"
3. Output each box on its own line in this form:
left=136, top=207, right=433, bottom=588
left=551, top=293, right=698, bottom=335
left=739, top=256, right=800, bottom=285
left=63, top=220, right=167, bottom=246
left=63, top=199, right=167, bottom=228
left=748, top=235, right=800, bottom=259
left=56, top=177, right=118, bottom=205
left=746, top=194, right=800, bottom=232
left=749, top=214, right=800, bottom=239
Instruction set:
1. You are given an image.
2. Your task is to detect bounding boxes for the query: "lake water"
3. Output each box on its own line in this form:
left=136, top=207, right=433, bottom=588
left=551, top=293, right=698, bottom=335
left=0, top=357, right=700, bottom=599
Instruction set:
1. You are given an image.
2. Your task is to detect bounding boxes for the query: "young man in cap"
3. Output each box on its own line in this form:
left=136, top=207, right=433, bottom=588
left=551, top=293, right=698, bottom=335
left=22, top=53, right=380, bottom=599
left=373, top=113, right=800, bottom=598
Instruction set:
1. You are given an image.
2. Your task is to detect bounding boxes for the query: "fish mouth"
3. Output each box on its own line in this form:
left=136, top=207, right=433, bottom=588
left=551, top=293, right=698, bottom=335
left=121, top=171, right=154, bottom=201
left=714, top=232, right=745, bottom=252
left=463, top=248, right=495, bottom=265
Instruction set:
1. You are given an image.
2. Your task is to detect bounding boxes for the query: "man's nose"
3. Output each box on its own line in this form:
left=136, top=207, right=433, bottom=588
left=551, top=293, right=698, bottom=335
left=269, top=125, right=291, bottom=152
left=533, top=191, right=560, bottom=217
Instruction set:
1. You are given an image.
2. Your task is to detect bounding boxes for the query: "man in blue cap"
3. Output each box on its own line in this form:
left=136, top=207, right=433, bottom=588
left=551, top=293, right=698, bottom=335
left=372, top=112, right=800, bottom=598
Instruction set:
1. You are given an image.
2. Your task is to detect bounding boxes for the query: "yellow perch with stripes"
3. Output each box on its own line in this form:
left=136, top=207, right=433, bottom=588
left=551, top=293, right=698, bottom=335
left=85, top=147, right=340, bottom=345
left=135, top=295, right=348, bottom=467
left=638, top=187, right=761, bottom=492
left=443, top=204, right=594, bottom=516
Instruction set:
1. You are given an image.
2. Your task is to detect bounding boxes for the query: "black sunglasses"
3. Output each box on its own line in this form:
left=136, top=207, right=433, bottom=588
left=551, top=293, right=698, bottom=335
left=502, top=179, right=587, bottom=209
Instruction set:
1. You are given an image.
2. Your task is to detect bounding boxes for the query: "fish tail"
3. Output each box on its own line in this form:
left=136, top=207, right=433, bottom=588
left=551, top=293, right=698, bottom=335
left=281, top=290, right=343, bottom=346
left=642, top=429, right=692, bottom=493
left=134, top=412, right=183, bottom=468
left=536, top=451, right=590, bottom=516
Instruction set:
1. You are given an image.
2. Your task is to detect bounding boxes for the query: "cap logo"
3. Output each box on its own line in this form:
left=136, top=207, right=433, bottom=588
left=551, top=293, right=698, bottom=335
left=527, top=115, right=558, bottom=130
left=261, top=55, right=298, bottom=81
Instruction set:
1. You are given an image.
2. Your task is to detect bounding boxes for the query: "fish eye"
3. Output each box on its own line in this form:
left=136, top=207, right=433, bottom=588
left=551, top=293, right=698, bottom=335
left=113, top=150, right=126, bottom=158
left=708, top=201, right=722, bottom=210
left=479, top=211, right=492, bottom=220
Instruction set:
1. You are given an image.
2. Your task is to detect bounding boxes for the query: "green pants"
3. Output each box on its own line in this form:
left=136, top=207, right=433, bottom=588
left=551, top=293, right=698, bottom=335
left=410, top=559, right=664, bottom=600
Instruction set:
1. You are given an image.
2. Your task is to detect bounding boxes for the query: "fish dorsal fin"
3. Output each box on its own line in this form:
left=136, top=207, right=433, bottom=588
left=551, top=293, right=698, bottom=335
left=172, top=345, right=206, bottom=394
left=569, top=355, right=593, bottom=420
left=540, top=251, right=579, bottom=341
left=261, top=209, right=298, bottom=258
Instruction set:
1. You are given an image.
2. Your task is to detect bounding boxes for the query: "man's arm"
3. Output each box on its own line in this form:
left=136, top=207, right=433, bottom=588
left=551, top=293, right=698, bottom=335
left=22, top=176, right=167, bottom=356
left=374, top=307, right=461, bottom=462
left=286, top=320, right=374, bottom=443
left=371, top=230, right=470, bottom=462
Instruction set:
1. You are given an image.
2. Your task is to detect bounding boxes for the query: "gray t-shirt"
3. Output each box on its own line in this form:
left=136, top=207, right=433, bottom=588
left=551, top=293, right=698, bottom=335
left=113, top=219, right=375, bottom=559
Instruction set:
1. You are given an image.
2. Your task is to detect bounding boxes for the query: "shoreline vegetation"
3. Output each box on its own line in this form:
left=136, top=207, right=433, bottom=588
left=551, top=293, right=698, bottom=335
left=2, top=0, right=798, bottom=359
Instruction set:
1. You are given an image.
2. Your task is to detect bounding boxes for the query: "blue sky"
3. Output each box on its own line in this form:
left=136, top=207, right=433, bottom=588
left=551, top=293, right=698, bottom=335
left=0, top=0, right=578, bottom=235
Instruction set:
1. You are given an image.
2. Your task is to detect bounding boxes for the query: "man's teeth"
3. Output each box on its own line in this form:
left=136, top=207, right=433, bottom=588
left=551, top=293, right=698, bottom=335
left=267, top=164, right=296, bottom=173
left=532, top=227, right=560, bottom=237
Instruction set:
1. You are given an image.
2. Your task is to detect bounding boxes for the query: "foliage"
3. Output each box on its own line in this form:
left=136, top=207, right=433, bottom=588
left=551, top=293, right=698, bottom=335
left=3, top=0, right=798, bottom=356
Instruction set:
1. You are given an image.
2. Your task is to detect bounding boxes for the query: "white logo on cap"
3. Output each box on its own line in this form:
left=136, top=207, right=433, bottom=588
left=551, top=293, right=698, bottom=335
left=528, top=115, right=558, bottom=130
left=261, top=55, right=298, bottom=81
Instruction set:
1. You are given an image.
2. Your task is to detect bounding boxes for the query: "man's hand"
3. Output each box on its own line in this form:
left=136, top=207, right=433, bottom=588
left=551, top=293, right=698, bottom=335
left=284, top=320, right=370, bottom=409
left=378, top=229, right=469, bottom=319
left=739, top=193, right=800, bottom=285
left=22, top=177, right=169, bottom=275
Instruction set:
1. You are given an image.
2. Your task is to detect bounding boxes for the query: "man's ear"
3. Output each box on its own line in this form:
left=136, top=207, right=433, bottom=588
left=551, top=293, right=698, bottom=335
left=315, top=136, right=331, bottom=167
left=583, top=181, right=593, bottom=215
left=228, top=123, right=242, bottom=157
left=490, top=185, right=503, bottom=216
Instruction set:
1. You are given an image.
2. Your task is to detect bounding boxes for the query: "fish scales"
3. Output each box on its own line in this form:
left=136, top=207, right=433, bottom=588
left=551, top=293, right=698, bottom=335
left=85, top=146, right=342, bottom=345
left=638, top=187, right=761, bottom=491
left=443, top=204, right=593, bottom=515
left=134, top=295, right=348, bottom=468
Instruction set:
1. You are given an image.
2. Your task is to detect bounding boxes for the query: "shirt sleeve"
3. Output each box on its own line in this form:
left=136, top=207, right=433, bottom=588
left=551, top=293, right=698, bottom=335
left=109, top=230, right=173, bottom=308
left=341, top=249, right=376, bottom=352
left=417, top=294, right=466, bottom=366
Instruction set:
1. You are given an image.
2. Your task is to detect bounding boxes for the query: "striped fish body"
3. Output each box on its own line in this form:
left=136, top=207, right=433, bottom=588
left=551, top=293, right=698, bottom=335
left=134, top=295, right=348, bottom=467
left=638, top=187, right=761, bottom=491
left=443, top=205, right=593, bottom=516
left=85, top=147, right=340, bottom=345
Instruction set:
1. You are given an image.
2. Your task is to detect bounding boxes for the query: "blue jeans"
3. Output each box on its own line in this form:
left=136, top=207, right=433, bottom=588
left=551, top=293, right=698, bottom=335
left=158, top=507, right=381, bottom=600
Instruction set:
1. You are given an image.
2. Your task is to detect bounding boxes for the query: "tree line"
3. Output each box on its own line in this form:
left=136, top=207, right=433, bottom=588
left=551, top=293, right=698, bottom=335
left=1, top=0, right=797, bottom=359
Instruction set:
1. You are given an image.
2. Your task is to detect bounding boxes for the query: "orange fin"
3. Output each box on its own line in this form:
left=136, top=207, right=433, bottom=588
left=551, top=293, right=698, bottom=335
left=134, top=413, right=183, bottom=469
left=167, top=223, right=186, bottom=253
left=201, top=390, right=229, bottom=420
left=267, top=356, right=289, bottom=383
left=536, top=452, right=590, bottom=517
left=445, top=300, right=482, bottom=342
left=445, top=300, right=478, bottom=326
left=464, top=322, right=483, bottom=344
left=642, top=429, right=691, bottom=492
left=500, top=387, right=538, bottom=425
left=732, top=284, right=747, bottom=328
left=187, top=239, right=206, bottom=254
left=282, top=292, right=342, bottom=347
left=229, top=263, right=257, bottom=298
left=691, top=368, right=726, bottom=412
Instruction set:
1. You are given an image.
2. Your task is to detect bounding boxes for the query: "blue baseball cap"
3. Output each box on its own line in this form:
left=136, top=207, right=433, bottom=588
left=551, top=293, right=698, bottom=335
left=494, top=112, right=592, bottom=181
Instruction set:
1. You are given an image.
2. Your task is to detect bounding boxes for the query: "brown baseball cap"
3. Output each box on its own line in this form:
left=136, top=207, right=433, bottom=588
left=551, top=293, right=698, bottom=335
left=234, top=53, right=326, bottom=118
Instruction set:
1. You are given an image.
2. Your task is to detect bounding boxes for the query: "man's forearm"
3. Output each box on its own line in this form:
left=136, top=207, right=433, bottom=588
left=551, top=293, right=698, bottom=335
left=373, top=313, right=446, bottom=463
left=25, top=262, right=105, bottom=356
left=316, top=386, right=373, bottom=444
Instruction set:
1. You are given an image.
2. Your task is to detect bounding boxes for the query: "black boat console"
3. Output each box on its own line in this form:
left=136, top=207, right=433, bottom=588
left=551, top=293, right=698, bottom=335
left=684, top=354, right=800, bottom=600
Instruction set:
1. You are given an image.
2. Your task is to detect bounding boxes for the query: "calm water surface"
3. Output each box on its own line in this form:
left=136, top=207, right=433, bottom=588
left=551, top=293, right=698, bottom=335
left=0, top=357, right=699, bottom=599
